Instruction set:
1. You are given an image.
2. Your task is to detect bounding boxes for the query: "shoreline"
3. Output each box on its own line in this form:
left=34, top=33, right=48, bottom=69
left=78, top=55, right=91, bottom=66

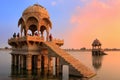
left=65, top=49, right=120, bottom=52
left=0, top=49, right=120, bottom=52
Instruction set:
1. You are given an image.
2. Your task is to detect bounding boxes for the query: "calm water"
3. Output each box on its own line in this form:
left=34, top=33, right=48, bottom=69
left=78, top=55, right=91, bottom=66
left=0, top=50, right=120, bottom=80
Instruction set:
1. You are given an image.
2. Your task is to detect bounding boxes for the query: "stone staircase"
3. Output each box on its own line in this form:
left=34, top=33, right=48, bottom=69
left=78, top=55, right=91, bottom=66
left=44, top=41, right=96, bottom=78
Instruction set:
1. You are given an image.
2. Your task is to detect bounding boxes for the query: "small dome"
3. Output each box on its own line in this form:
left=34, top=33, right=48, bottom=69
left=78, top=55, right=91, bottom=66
left=92, top=39, right=101, bottom=46
left=23, top=4, right=49, bottom=17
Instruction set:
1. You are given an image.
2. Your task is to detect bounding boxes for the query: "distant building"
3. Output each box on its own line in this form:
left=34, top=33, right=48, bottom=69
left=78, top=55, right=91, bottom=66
left=92, top=39, right=106, bottom=55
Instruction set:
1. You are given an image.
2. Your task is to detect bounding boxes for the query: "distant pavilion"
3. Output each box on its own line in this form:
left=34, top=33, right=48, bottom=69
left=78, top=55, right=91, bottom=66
left=92, top=39, right=101, bottom=50
left=92, top=39, right=106, bottom=55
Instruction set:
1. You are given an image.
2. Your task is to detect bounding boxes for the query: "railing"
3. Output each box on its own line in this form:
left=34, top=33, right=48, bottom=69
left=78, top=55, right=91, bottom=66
left=52, top=38, right=64, bottom=45
left=8, top=35, right=44, bottom=43
left=27, top=36, right=44, bottom=41
left=8, top=36, right=63, bottom=47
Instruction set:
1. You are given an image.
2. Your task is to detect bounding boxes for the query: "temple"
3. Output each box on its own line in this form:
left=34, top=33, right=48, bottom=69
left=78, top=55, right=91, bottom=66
left=92, top=39, right=106, bottom=55
left=8, top=4, right=95, bottom=78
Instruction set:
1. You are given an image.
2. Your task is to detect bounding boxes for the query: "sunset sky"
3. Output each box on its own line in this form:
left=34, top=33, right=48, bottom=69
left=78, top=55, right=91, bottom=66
left=0, top=0, right=120, bottom=49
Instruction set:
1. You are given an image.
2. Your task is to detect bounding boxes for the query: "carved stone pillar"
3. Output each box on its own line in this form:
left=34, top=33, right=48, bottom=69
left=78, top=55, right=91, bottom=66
left=44, top=55, right=49, bottom=68
left=48, top=57, right=53, bottom=72
left=23, top=55, right=26, bottom=69
left=37, top=23, right=40, bottom=36
left=15, top=55, right=19, bottom=68
left=25, top=26, right=28, bottom=36
left=14, top=54, right=17, bottom=66
left=20, top=55, right=24, bottom=69
left=11, top=54, right=15, bottom=66
left=56, top=57, right=60, bottom=75
left=37, top=55, right=41, bottom=69
left=26, top=54, right=32, bottom=70
left=46, top=28, right=49, bottom=41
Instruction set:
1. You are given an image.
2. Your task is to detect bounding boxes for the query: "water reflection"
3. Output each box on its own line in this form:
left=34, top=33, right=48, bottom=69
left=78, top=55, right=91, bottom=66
left=92, top=55, right=103, bottom=71
left=10, top=58, right=63, bottom=80
left=10, top=66, right=61, bottom=80
left=10, top=65, right=85, bottom=80
left=9, top=49, right=87, bottom=80
left=1, top=51, right=111, bottom=80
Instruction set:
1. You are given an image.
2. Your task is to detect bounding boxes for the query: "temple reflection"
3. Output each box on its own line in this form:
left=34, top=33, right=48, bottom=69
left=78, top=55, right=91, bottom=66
left=11, top=65, right=85, bottom=80
left=10, top=49, right=90, bottom=80
left=10, top=64, right=61, bottom=80
left=92, top=55, right=103, bottom=71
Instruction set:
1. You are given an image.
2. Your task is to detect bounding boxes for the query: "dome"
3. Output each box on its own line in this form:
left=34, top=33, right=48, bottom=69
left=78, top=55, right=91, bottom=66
left=22, top=4, right=49, bottom=17
left=92, top=39, right=101, bottom=46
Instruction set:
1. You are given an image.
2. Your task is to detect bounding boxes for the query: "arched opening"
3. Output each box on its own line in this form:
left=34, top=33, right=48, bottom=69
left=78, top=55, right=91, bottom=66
left=26, top=17, right=39, bottom=36
left=42, top=18, right=52, bottom=29
left=40, top=26, right=46, bottom=38
left=27, top=17, right=38, bottom=25
left=40, top=18, right=52, bottom=41
left=28, top=25, right=37, bottom=36
left=18, top=17, right=26, bottom=37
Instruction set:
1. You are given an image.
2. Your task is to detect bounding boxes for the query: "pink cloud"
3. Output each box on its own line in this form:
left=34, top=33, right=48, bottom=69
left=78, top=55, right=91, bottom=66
left=63, top=0, right=120, bottom=49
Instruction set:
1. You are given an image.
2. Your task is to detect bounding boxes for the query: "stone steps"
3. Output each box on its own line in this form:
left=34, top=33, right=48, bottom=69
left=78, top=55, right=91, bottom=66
left=44, top=42, right=96, bottom=78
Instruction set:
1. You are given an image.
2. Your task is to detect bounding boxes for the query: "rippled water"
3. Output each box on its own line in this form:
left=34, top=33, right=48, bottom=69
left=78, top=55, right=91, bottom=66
left=0, top=50, right=120, bottom=80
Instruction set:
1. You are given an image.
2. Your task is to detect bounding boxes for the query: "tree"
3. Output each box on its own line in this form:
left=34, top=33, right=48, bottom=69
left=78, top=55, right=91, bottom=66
left=80, top=47, right=86, bottom=50
left=5, top=47, right=9, bottom=50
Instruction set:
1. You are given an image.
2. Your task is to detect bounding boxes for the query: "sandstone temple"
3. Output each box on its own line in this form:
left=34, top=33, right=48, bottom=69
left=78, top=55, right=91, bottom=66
left=8, top=4, right=95, bottom=78
left=92, top=39, right=106, bottom=55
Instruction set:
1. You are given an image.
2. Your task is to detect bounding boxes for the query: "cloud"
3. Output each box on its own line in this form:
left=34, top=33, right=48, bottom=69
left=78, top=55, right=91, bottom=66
left=64, top=0, right=120, bottom=48
left=51, top=1, right=57, bottom=6
left=51, top=0, right=64, bottom=6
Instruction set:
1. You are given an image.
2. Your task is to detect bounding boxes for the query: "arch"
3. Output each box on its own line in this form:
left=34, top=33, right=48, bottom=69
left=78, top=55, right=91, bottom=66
left=28, top=24, right=37, bottom=36
left=39, top=25, right=49, bottom=41
left=18, top=17, right=25, bottom=27
left=26, top=16, right=39, bottom=35
left=26, top=16, right=38, bottom=26
left=41, top=18, right=52, bottom=29
left=27, top=15, right=39, bottom=21
left=40, top=26, right=46, bottom=32
left=18, top=17, right=26, bottom=36
left=40, top=25, right=46, bottom=37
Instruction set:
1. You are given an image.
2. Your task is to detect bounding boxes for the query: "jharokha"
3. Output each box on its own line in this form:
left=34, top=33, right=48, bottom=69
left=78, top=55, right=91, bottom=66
left=8, top=4, right=95, bottom=78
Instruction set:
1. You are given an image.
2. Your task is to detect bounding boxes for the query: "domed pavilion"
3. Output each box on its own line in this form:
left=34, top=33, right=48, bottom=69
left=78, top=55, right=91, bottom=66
left=18, top=4, right=52, bottom=41
left=92, top=39, right=105, bottom=55
left=9, top=4, right=64, bottom=50
left=92, top=39, right=102, bottom=50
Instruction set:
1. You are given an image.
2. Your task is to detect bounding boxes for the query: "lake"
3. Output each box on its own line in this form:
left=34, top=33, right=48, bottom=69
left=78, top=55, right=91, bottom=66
left=0, top=50, right=120, bottom=80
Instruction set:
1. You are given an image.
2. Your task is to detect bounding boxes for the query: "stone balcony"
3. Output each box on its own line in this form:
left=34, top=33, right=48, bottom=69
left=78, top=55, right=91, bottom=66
left=8, top=36, right=64, bottom=49
left=8, top=36, right=44, bottom=44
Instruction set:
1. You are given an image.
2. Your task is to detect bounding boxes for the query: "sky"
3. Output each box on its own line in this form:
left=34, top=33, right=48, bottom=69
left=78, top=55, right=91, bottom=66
left=0, top=0, right=120, bottom=49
